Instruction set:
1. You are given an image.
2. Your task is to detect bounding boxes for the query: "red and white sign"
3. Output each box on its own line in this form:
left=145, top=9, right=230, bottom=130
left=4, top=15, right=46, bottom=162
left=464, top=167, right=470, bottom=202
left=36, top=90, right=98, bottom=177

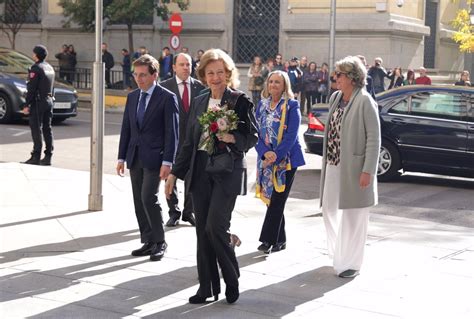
left=169, top=13, right=183, bottom=34
left=169, top=34, right=180, bottom=50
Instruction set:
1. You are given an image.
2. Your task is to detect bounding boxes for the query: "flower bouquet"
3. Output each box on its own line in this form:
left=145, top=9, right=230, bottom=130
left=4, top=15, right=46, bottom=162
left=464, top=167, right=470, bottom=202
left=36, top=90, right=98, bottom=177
left=198, top=104, right=239, bottom=154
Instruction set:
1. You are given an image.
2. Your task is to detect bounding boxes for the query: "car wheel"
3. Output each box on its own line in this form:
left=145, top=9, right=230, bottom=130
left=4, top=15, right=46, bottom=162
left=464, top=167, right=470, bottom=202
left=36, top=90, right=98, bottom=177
left=0, top=92, right=13, bottom=124
left=377, top=140, right=401, bottom=182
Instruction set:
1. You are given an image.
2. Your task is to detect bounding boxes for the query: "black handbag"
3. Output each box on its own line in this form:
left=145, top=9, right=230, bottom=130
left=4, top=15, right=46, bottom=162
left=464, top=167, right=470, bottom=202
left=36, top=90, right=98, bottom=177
left=254, top=76, right=265, bottom=86
left=205, top=146, right=234, bottom=174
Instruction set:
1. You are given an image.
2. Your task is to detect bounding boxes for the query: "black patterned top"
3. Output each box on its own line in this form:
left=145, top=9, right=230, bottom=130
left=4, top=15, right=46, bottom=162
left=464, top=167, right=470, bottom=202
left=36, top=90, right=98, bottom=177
left=326, top=99, right=349, bottom=165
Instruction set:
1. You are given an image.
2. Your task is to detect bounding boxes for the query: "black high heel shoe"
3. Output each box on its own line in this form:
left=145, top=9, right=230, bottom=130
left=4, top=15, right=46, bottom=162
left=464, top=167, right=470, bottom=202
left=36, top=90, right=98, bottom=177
left=188, top=294, right=218, bottom=304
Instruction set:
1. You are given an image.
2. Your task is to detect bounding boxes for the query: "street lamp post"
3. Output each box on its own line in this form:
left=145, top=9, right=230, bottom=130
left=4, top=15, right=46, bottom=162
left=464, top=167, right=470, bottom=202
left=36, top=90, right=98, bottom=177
left=88, top=0, right=104, bottom=211
left=328, top=0, right=336, bottom=97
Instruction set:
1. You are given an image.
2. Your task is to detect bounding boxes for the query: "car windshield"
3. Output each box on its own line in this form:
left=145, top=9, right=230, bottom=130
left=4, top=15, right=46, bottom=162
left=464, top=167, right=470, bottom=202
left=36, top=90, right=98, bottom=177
left=0, top=49, right=34, bottom=74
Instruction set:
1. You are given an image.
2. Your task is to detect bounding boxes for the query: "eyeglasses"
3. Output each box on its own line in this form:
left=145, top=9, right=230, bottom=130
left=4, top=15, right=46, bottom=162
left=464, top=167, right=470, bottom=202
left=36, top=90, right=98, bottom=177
left=335, top=71, right=347, bottom=78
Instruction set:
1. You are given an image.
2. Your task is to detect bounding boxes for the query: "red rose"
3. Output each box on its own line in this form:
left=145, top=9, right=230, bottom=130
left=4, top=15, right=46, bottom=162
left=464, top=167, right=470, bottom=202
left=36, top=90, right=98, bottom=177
left=210, top=122, right=219, bottom=133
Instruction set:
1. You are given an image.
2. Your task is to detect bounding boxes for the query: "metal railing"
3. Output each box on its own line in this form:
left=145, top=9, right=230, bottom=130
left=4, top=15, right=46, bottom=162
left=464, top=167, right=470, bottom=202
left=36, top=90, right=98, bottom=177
left=52, top=66, right=132, bottom=90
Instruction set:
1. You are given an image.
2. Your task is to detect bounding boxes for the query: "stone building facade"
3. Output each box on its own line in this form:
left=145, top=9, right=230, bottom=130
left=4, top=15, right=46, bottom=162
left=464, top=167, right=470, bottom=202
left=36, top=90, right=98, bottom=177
left=0, top=0, right=470, bottom=74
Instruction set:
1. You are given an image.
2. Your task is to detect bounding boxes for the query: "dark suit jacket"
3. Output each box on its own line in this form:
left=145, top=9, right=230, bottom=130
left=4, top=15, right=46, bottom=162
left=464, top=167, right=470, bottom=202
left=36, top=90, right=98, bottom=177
left=159, top=76, right=205, bottom=151
left=118, top=85, right=179, bottom=170
left=171, top=87, right=258, bottom=196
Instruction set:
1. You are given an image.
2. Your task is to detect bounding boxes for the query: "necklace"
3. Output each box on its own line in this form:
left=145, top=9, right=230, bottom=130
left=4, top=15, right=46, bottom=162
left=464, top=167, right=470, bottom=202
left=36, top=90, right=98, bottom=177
left=270, top=100, right=279, bottom=110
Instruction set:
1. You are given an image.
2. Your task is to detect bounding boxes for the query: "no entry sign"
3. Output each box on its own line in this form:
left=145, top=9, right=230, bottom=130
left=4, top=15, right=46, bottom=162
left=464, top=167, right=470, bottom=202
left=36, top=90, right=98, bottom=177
left=169, top=13, right=183, bottom=34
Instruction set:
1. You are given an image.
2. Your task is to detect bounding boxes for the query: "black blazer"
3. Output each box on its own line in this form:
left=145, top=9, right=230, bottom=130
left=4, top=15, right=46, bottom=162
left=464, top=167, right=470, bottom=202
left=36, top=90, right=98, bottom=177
left=118, top=85, right=179, bottom=170
left=171, top=87, right=258, bottom=196
left=159, top=76, right=205, bottom=151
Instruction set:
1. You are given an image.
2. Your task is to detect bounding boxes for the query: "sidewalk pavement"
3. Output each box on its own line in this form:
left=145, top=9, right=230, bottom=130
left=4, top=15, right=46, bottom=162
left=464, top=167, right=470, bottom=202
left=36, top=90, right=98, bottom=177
left=1, top=162, right=473, bottom=318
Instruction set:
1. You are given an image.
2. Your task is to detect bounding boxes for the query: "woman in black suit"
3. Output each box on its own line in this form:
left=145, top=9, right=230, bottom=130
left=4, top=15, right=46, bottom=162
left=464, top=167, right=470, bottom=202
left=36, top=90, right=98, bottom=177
left=165, top=49, right=258, bottom=304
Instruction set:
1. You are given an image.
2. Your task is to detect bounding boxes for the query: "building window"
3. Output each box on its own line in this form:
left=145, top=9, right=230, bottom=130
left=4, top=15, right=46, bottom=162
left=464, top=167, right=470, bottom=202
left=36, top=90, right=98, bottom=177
left=3, top=0, right=41, bottom=24
left=233, top=0, right=280, bottom=63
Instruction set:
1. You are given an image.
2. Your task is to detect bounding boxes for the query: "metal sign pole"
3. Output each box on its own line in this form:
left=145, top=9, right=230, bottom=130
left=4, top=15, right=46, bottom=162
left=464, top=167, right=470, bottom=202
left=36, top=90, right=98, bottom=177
left=88, top=0, right=104, bottom=211
left=328, top=0, right=336, bottom=93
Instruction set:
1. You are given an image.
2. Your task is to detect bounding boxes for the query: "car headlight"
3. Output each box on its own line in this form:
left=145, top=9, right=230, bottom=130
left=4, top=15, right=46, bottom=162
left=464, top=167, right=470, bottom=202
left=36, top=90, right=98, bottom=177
left=13, top=81, right=27, bottom=95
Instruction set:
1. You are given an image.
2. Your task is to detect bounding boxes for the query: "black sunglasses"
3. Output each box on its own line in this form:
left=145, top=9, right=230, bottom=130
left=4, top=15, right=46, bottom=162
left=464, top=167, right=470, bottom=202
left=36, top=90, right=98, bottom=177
left=335, top=71, right=347, bottom=78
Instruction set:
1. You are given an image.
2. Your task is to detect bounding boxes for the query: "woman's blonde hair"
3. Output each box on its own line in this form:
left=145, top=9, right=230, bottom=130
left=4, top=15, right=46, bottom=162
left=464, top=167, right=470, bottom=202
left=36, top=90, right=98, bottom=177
left=196, top=48, right=240, bottom=88
left=261, top=70, right=294, bottom=99
left=335, top=56, right=367, bottom=88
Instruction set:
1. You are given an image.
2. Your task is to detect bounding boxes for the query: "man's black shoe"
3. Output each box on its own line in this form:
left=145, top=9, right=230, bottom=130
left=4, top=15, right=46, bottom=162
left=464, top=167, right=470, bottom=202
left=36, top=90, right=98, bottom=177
left=131, top=242, right=155, bottom=256
left=22, top=154, right=40, bottom=165
left=150, top=242, right=167, bottom=261
left=338, top=269, right=359, bottom=278
left=182, top=214, right=196, bottom=226
left=40, top=154, right=52, bottom=166
left=257, top=242, right=271, bottom=253
left=165, top=215, right=179, bottom=227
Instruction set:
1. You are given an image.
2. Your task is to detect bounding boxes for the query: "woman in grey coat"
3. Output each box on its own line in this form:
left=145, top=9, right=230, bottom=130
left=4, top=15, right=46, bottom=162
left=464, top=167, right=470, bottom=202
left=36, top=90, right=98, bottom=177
left=320, top=56, right=381, bottom=278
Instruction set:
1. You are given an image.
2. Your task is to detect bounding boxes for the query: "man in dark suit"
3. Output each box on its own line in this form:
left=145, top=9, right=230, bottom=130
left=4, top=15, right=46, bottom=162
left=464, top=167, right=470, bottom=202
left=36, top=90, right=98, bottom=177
left=160, top=53, right=205, bottom=227
left=116, top=54, right=179, bottom=261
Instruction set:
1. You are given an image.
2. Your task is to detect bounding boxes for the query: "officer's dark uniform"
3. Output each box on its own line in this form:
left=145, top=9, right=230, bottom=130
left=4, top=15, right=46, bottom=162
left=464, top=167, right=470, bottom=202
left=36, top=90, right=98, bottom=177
left=23, top=45, right=55, bottom=165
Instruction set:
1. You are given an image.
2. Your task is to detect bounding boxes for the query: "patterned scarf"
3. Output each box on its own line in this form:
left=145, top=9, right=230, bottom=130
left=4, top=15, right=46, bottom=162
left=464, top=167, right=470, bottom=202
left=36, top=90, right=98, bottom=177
left=256, top=97, right=291, bottom=205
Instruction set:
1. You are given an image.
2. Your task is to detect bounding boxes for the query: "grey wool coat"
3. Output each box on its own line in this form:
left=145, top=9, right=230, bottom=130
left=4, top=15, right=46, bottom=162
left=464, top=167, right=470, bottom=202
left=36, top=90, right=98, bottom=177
left=319, top=87, right=381, bottom=209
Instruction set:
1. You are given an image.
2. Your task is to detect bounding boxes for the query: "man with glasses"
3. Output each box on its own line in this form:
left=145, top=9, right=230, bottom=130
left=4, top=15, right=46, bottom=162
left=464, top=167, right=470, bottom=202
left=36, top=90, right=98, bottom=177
left=116, top=54, right=179, bottom=262
left=274, top=53, right=285, bottom=71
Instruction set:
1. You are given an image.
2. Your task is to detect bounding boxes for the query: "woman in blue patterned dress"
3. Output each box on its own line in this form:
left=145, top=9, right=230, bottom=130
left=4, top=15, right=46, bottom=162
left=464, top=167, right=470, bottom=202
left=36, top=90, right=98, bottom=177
left=255, top=70, right=306, bottom=254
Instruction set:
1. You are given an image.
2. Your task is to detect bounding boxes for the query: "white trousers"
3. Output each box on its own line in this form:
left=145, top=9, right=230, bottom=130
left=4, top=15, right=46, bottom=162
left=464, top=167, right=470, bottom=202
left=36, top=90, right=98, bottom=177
left=322, top=164, right=369, bottom=275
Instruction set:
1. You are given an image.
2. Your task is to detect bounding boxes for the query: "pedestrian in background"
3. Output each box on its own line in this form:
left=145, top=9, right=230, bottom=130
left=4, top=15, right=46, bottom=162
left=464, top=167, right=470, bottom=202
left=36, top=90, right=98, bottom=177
left=21, top=45, right=55, bottom=166
left=415, top=67, right=431, bottom=85
left=302, top=61, right=319, bottom=114
left=116, top=54, right=179, bottom=262
left=247, top=55, right=265, bottom=105
left=403, top=69, right=416, bottom=85
left=67, top=45, right=77, bottom=84
left=367, top=57, right=388, bottom=94
left=55, top=44, right=70, bottom=82
left=299, top=56, right=309, bottom=114
left=255, top=70, right=305, bottom=254
left=160, top=53, right=205, bottom=227
left=273, top=53, right=284, bottom=71
left=165, top=49, right=258, bottom=304
left=102, top=43, right=115, bottom=88
left=121, top=49, right=132, bottom=90
left=159, top=46, right=173, bottom=81
left=387, top=67, right=404, bottom=90
left=320, top=56, right=380, bottom=278
left=318, top=62, right=330, bottom=103
left=454, top=70, right=471, bottom=86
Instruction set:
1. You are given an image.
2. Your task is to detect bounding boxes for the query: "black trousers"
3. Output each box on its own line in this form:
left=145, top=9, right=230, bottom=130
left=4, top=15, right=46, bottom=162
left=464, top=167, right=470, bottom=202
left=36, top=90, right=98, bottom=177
left=259, top=168, right=297, bottom=245
left=305, top=91, right=317, bottom=114
left=105, top=68, right=111, bottom=87
left=190, top=151, right=240, bottom=298
left=29, top=104, right=53, bottom=155
left=165, top=177, right=194, bottom=219
left=129, top=158, right=165, bottom=244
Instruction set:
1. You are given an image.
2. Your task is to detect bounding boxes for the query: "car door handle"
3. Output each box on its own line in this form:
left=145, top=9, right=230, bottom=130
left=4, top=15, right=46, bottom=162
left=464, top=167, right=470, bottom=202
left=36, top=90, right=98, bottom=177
left=391, top=118, right=407, bottom=125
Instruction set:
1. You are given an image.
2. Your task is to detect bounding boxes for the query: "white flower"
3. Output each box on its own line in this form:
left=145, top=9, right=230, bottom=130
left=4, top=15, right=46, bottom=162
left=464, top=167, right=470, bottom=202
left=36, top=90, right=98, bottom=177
left=217, top=118, right=228, bottom=131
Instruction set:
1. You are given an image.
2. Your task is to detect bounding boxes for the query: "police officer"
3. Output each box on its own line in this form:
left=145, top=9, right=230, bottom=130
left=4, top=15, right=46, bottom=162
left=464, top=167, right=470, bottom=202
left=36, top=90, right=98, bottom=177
left=21, top=45, right=55, bottom=166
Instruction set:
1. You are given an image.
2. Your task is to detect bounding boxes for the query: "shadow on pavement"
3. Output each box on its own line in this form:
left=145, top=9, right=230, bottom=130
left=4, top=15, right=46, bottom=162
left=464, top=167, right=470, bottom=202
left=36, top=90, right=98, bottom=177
left=0, top=210, right=96, bottom=229
left=23, top=252, right=266, bottom=318
left=143, top=266, right=349, bottom=318
left=0, top=230, right=139, bottom=265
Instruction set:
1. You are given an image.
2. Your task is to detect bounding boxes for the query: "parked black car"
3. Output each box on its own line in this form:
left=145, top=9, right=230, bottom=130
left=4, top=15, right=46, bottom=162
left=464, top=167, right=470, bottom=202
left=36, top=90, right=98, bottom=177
left=303, top=85, right=474, bottom=181
left=0, top=47, right=78, bottom=124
